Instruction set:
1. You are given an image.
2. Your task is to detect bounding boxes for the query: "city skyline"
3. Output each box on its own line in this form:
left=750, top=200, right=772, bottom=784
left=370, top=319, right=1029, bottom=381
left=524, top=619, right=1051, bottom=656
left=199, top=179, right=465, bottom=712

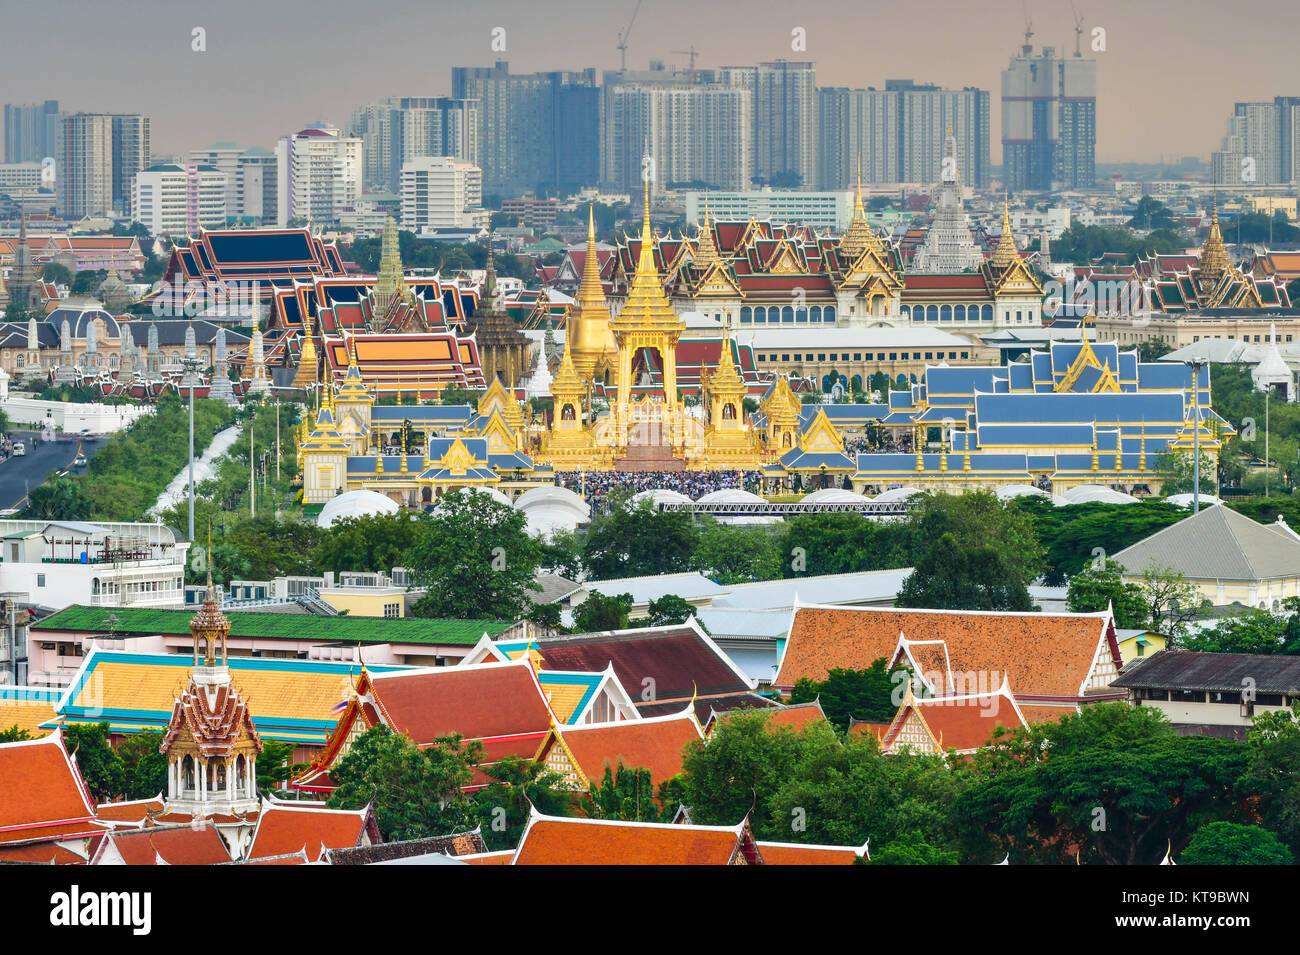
left=1, top=0, right=1297, bottom=165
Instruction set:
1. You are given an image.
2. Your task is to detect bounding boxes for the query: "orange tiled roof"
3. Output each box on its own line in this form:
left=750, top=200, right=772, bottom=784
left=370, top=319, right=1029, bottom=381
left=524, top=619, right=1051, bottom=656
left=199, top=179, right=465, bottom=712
left=707, top=699, right=828, bottom=735
left=884, top=687, right=1027, bottom=754
left=96, top=796, right=164, bottom=826
left=0, top=842, right=88, bottom=864
left=104, top=824, right=232, bottom=865
left=512, top=815, right=760, bottom=865
left=847, top=720, right=890, bottom=743
left=461, top=849, right=513, bottom=865
left=756, top=840, right=863, bottom=864
left=0, top=732, right=102, bottom=845
left=369, top=658, right=553, bottom=744
left=1019, top=703, right=1078, bottom=725
left=247, top=803, right=373, bottom=862
left=553, top=710, right=702, bottom=788
left=776, top=606, right=1117, bottom=701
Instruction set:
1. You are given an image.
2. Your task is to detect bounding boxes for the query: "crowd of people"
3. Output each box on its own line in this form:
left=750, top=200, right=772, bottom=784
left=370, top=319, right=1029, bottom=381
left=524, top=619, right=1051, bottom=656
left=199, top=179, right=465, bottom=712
left=556, top=469, right=760, bottom=502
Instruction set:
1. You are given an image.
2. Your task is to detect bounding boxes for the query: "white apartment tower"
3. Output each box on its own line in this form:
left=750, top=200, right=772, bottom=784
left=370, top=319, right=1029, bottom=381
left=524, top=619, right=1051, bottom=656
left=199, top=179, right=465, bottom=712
left=400, top=155, right=482, bottom=231
left=274, top=124, right=362, bottom=226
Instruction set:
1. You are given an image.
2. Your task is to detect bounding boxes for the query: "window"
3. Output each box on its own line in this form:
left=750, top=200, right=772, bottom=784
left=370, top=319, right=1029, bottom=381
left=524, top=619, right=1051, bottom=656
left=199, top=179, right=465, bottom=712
left=740, top=306, right=752, bottom=324
left=940, top=305, right=951, bottom=322
left=853, top=353, right=862, bottom=361
left=781, top=354, right=790, bottom=362
left=36, top=574, right=45, bottom=587
left=383, top=603, right=400, bottom=619
left=817, top=354, right=826, bottom=362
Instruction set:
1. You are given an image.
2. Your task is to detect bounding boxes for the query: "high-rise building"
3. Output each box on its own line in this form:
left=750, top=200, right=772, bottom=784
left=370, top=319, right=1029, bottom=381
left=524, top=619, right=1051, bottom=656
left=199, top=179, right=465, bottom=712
left=1002, top=45, right=1095, bottom=191
left=111, top=114, right=151, bottom=214
left=188, top=143, right=245, bottom=212
left=817, top=82, right=989, bottom=190
left=719, top=61, right=816, bottom=188
left=236, top=149, right=277, bottom=223
left=132, top=163, right=227, bottom=235
left=350, top=97, right=481, bottom=193
left=56, top=113, right=113, bottom=218
left=400, top=155, right=482, bottom=231
left=601, top=75, right=751, bottom=194
left=274, top=124, right=362, bottom=226
left=451, top=62, right=597, bottom=196
left=1213, top=98, right=1300, bottom=185
left=3, top=100, right=59, bottom=164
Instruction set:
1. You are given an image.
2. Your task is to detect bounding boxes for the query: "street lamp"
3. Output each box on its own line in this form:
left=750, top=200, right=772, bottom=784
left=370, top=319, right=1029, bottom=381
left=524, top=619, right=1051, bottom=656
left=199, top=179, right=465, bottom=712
left=1184, top=358, right=1205, bottom=514
left=180, top=355, right=203, bottom=542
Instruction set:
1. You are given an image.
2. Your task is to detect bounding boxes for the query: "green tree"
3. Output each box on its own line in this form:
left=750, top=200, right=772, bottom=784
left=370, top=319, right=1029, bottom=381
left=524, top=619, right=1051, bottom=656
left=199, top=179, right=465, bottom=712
left=767, top=736, right=965, bottom=848
left=1179, top=821, right=1293, bottom=865
left=679, top=709, right=840, bottom=838
left=787, top=660, right=902, bottom=731
left=643, top=594, right=695, bottom=628
left=691, top=519, right=782, bottom=584
left=526, top=601, right=564, bottom=632
left=0, top=725, right=33, bottom=742
left=583, top=765, right=672, bottom=823
left=537, top=527, right=584, bottom=581
left=1065, top=558, right=1149, bottom=629
left=1182, top=598, right=1300, bottom=654
left=256, top=738, right=299, bottom=794
left=954, top=734, right=1248, bottom=864
left=327, top=726, right=481, bottom=841
left=40, top=262, right=73, bottom=286
left=869, top=830, right=959, bottom=865
left=1136, top=562, right=1209, bottom=640
left=312, top=512, right=423, bottom=577
left=582, top=499, right=698, bottom=578
left=572, top=591, right=632, bottom=633
left=21, top=476, right=90, bottom=521
left=1241, top=702, right=1300, bottom=855
left=406, top=491, right=542, bottom=619
left=897, top=531, right=1037, bottom=611
left=471, top=756, right=576, bottom=850
left=116, top=731, right=168, bottom=800
left=1155, top=449, right=1218, bottom=497
left=64, top=722, right=125, bottom=802
left=779, top=512, right=910, bottom=578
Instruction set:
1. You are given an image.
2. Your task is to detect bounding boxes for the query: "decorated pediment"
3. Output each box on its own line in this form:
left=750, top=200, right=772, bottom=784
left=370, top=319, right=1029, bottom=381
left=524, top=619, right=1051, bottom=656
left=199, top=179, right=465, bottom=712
left=799, top=407, right=844, bottom=452
left=992, top=257, right=1044, bottom=296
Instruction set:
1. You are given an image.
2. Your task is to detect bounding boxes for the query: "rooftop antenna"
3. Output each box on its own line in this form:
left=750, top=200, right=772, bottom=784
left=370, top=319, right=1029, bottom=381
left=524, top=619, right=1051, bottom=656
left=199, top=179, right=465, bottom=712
left=617, top=0, right=645, bottom=71
left=1022, top=0, right=1035, bottom=54
left=1070, top=1, right=1085, bottom=56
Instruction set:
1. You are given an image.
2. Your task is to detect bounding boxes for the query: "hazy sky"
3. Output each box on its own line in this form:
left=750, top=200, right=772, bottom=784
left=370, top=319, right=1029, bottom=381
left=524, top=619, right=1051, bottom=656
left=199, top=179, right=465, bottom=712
left=2, top=0, right=1296, bottom=164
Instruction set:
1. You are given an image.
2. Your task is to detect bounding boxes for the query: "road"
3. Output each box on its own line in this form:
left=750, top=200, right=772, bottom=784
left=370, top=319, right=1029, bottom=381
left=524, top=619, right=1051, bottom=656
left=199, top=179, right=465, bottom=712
left=0, top=430, right=96, bottom=511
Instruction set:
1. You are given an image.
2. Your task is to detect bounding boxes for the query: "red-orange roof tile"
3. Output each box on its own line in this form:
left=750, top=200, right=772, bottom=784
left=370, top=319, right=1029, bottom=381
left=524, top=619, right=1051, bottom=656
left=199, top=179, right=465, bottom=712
left=513, top=817, right=757, bottom=865
left=104, top=824, right=232, bottom=865
left=0, top=732, right=101, bottom=845
left=247, top=804, right=374, bottom=862
left=555, top=711, right=701, bottom=787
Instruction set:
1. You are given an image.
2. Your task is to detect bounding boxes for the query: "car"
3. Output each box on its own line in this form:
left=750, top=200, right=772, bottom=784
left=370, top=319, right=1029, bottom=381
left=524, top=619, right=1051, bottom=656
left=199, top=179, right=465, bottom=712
left=71, top=453, right=88, bottom=469
left=12, top=443, right=25, bottom=456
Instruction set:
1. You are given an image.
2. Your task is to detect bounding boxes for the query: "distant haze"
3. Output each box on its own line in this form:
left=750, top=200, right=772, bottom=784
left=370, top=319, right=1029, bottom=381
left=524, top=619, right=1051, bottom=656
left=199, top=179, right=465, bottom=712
left=3, top=0, right=1296, bottom=164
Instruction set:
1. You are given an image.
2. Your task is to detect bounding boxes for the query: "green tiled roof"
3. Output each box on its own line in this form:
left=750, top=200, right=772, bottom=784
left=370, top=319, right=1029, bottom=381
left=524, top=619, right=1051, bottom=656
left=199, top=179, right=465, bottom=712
left=33, top=604, right=511, bottom=646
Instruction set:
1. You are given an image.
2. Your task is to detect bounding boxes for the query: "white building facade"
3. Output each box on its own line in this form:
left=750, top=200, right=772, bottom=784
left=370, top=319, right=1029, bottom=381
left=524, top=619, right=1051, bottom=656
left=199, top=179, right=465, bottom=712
left=400, top=156, right=482, bottom=231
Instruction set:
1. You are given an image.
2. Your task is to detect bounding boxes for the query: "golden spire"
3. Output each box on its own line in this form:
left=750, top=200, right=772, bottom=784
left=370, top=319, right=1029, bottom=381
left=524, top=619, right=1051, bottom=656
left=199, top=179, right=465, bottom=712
left=614, top=182, right=680, bottom=330
left=576, top=206, right=607, bottom=309
left=696, top=192, right=721, bottom=266
left=990, top=194, right=1019, bottom=270
left=839, top=151, right=881, bottom=261
left=569, top=205, right=618, bottom=381
left=1199, top=186, right=1230, bottom=285
left=375, top=214, right=410, bottom=305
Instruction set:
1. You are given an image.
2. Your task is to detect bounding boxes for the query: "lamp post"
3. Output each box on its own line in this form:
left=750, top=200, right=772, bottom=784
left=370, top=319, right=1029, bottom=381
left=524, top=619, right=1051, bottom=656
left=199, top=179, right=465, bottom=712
left=180, top=355, right=203, bottom=542
left=1186, top=358, right=1205, bottom=514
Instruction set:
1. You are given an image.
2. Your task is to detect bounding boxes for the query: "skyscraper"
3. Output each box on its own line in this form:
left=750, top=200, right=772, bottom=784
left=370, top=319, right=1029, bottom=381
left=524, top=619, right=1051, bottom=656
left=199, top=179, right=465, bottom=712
left=1213, top=98, right=1300, bottom=185
left=719, top=60, right=816, bottom=188
left=451, top=62, right=597, bottom=196
left=601, top=71, right=751, bottom=194
left=274, top=124, right=362, bottom=226
left=56, top=113, right=113, bottom=218
left=1002, top=44, right=1095, bottom=191
left=111, top=114, right=151, bottom=214
left=816, top=83, right=989, bottom=190
left=3, top=100, right=58, bottom=163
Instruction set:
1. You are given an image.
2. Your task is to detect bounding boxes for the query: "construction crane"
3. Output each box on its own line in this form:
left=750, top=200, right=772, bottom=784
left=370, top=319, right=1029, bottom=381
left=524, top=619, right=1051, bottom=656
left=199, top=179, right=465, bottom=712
left=1022, top=0, right=1034, bottom=54
left=1070, top=0, right=1085, bottom=56
left=617, top=0, right=645, bottom=71
left=673, top=44, right=700, bottom=79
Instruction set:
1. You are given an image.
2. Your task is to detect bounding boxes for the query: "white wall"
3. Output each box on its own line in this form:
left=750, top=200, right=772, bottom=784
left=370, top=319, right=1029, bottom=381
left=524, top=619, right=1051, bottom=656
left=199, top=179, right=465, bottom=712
left=1, top=397, right=152, bottom=434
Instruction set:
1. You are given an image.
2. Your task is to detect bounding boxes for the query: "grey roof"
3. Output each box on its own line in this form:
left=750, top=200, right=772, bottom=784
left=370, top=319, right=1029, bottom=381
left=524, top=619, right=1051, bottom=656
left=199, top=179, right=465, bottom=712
left=709, top=568, right=912, bottom=610
left=1112, top=650, right=1300, bottom=695
left=583, top=572, right=728, bottom=604
left=693, top=608, right=791, bottom=639
left=1112, top=505, right=1300, bottom=582
left=532, top=572, right=580, bottom=605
